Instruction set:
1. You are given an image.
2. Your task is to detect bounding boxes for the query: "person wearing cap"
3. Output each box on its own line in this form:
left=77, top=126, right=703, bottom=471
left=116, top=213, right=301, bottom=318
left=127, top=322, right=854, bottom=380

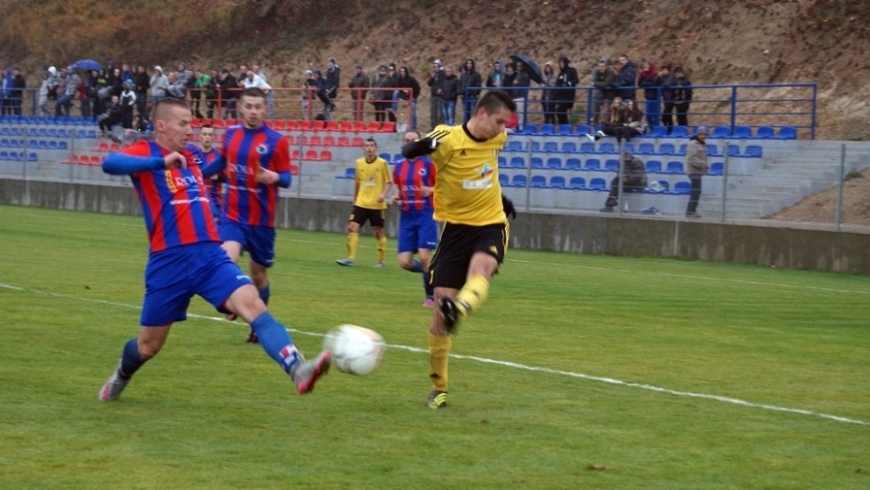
left=427, top=59, right=445, bottom=129
left=150, top=65, right=168, bottom=108
left=600, top=150, right=647, bottom=213
left=347, top=63, right=369, bottom=121
left=685, top=126, right=709, bottom=218
left=395, top=66, right=420, bottom=130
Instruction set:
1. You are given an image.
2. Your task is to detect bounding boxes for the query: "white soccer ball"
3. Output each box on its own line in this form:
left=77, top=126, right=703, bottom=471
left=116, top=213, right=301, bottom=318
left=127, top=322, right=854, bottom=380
left=323, top=324, right=386, bottom=376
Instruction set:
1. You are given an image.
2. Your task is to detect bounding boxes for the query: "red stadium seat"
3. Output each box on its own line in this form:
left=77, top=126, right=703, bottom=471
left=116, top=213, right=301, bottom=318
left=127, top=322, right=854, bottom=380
left=319, top=150, right=333, bottom=161
left=304, top=149, right=318, bottom=160
left=285, top=120, right=300, bottom=130
left=338, top=120, right=353, bottom=132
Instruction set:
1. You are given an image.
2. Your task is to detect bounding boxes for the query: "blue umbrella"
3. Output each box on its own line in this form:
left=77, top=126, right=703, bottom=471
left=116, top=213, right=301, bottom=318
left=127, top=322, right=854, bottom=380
left=509, top=54, right=543, bottom=85
left=71, top=59, right=102, bottom=71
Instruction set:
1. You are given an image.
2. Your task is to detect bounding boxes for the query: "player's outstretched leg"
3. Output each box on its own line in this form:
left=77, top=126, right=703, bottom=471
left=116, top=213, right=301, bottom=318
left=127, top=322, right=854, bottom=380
left=98, top=338, right=145, bottom=402
left=250, top=311, right=331, bottom=394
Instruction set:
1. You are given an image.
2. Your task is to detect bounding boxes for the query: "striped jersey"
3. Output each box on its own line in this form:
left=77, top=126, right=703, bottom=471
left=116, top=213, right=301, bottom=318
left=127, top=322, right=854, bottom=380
left=220, top=124, right=291, bottom=227
left=200, top=146, right=223, bottom=209
left=392, top=156, right=436, bottom=214
left=124, top=140, right=219, bottom=253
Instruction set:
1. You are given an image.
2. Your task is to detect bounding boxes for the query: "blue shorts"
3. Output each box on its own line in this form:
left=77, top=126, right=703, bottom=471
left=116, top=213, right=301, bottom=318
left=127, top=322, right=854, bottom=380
left=219, top=220, right=276, bottom=267
left=397, top=211, right=439, bottom=254
left=141, top=242, right=253, bottom=326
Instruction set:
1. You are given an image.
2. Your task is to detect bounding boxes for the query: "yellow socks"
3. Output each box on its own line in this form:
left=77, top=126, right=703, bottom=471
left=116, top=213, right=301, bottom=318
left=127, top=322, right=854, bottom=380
left=377, top=235, right=387, bottom=263
left=428, top=332, right=452, bottom=391
left=455, top=274, right=489, bottom=318
left=346, top=232, right=359, bottom=260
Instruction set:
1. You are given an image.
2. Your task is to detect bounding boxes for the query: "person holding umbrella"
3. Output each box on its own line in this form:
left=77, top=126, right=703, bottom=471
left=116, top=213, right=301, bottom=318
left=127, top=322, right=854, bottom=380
left=508, top=54, right=542, bottom=128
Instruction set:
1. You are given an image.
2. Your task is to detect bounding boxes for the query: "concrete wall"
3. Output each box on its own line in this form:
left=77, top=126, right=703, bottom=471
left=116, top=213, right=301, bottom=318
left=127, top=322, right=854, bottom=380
left=2, top=178, right=867, bottom=275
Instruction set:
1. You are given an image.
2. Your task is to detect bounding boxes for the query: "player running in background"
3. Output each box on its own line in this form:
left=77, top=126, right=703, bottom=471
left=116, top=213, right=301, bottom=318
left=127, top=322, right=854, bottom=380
left=401, top=90, right=517, bottom=409
left=390, top=130, right=438, bottom=307
left=193, top=124, right=223, bottom=223
left=335, top=138, right=393, bottom=268
left=201, top=88, right=292, bottom=344
left=98, top=98, right=330, bottom=401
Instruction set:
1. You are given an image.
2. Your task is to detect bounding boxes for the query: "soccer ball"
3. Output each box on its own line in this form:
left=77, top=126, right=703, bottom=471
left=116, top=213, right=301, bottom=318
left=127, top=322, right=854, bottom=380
left=323, top=324, right=386, bottom=376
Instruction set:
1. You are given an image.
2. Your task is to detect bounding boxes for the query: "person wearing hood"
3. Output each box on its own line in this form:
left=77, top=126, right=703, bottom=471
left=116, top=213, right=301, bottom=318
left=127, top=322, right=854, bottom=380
left=46, top=66, right=61, bottom=102
left=120, top=79, right=137, bottom=129
left=371, top=63, right=392, bottom=123
left=348, top=63, right=369, bottom=121
left=427, top=59, right=445, bottom=129
left=637, top=60, right=660, bottom=128
left=150, top=65, right=168, bottom=107
left=396, top=66, right=420, bottom=130
left=38, top=69, right=52, bottom=117
left=553, top=56, right=579, bottom=125
left=459, top=58, right=482, bottom=123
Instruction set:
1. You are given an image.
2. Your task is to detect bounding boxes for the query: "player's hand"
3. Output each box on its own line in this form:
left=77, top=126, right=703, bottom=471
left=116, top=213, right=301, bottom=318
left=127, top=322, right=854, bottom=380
left=421, top=137, right=438, bottom=151
left=164, top=151, right=187, bottom=170
left=502, top=194, right=517, bottom=220
left=256, top=167, right=279, bottom=184
left=389, top=195, right=400, bottom=205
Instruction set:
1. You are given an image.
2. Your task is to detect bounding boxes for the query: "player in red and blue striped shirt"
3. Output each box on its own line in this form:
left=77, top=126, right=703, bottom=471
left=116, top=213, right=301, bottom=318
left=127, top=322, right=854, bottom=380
left=390, top=130, right=439, bottom=306
left=97, top=98, right=329, bottom=402
left=192, top=124, right=223, bottom=224
left=202, top=88, right=292, bottom=343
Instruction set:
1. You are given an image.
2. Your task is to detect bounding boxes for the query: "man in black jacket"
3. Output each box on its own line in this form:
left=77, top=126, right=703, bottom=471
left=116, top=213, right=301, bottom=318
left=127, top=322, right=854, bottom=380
left=458, top=59, right=482, bottom=123
left=553, top=56, right=579, bottom=126
left=600, top=151, right=648, bottom=212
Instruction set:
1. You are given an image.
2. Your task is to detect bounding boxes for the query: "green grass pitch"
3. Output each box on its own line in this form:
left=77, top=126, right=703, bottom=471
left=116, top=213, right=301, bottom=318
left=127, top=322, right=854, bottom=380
left=1, top=205, right=868, bottom=489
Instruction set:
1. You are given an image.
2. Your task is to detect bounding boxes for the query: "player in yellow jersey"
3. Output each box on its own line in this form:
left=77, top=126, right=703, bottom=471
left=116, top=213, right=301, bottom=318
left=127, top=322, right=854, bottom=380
left=336, top=138, right=393, bottom=268
left=401, top=90, right=517, bottom=409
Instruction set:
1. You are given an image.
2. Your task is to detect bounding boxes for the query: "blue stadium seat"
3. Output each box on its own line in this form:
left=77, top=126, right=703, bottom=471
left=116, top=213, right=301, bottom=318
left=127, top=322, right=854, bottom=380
left=546, top=157, right=563, bottom=170
left=498, top=156, right=507, bottom=168
left=548, top=175, right=566, bottom=188
left=564, top=157, right=582, bottom=170
left=337, top=167, right=355, bottom=179
left=727, top=144, right=741, bottom=157
left=706, top=144, right=721, bottom=157
left=530, top=175, right=547, bottom=188
left=599, top=142, right=616, bottom=154
left=732, top=126, right=752, bottom=139
left=510, top=174, right=528, bottom=187
left=588, top=177, right=607, bottom=190
left=530, top=157, right=544, bottom=169
left=647, top=126, right=667, bottom=138
left=664, top=161, right=684, bottom=174
left=574, top=124, right=591, bottom=136
left=556, top=125, right=573, bottom=136
left=676, top=144, right=687, bottom=156
left=583, top=158, right=601, bottom=171
left=636, top=142, right=655, bottom=155
left=754, top=126, right=775, bottom=139
left=668, top=126, right=689, bottom=138
left=539, top=123, right=555, bottom=135
left=560, top=141, right=577, bottom=153
left=498, top=173, right=509, bottom=186
left=645, top=160, right=662, bottom=173
left=567, top=176, right=586, bottom=189
left=743, top=145, right=763, bottom=158
left=0, top=138, right=9, bottom=147
left=47, top=140, right=58, bottom=149
left=579, top=142, right=596, bottom=153
left=520, top=123, right=537, bottom=134
left=504, top=140, right=524, bottom=152
left=670, top=181, right=692, bottom=195
left=27, top=152, right=38, bottom=162
left=709, top=126, right=731, bottom=139
left=0, top=150, right=8, bottom=160
left=623, top=142, right=635, bottom=154
left=58, top=141, right=67, bottom=150
left=529, top=141, right=542, bottom=152
left=775, top=126, right=797, bottom=139
left=709, top=162, right=724, bottom=175
left=542, top=141, right=559, bottom=153
left=509, top=156, right=527, bottom=169
left=379, top=152, right=391, bottom=162
left=658, top=143, right=676, bottom=155
left=603, top=159, right=619, bottom=171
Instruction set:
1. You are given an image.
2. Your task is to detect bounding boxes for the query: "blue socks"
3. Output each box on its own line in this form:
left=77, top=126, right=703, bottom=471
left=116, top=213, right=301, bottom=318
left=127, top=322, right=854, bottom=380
left=410, top=259, right=423, bottom=273
left=423, top=270, right=433, bottom=297
left=119, top=338, right=145, bottom=379
left=250, top=311, right=300, bottom=373
left=258, top=283, right=270, bottom=305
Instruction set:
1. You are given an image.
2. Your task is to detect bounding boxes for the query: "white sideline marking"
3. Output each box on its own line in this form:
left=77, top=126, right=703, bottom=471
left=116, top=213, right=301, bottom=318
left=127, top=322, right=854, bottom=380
left=2, top=281, right=868, bottom=427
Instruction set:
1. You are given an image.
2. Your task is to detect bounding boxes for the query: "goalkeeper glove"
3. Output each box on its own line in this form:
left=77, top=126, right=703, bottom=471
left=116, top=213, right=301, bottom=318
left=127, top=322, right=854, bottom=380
left=502, top=194, right=517, bottom=220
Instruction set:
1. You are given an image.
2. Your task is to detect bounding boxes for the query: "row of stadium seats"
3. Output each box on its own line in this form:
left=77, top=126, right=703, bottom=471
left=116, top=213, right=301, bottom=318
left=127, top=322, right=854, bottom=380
left=0, top=127, right=98, bottom=139
left=0, top=139, right=69, bottom=150
left=190, top=118, right=396, bottom=133
left=515, top=123, right=797, bottom=139
left=499, top=173, right=694, bottom=195
left=63, top=152, right=302, bottom=175
left=499, top=156, right=725, bottom=175
left=0, top=150, right=38, bottom=162
left=505, top=140, right=763, bottom=158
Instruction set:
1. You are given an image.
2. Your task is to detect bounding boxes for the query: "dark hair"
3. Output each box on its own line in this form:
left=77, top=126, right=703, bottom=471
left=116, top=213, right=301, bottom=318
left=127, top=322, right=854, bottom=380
left=201, top=124, right=213, bottom=130
left=365, top=137, right=378, bottom=147
left=241, top=87, right=266, bottom=99
left=476, top=90, right=516, bottom=115
left=151, top=98, right=190, bottom=122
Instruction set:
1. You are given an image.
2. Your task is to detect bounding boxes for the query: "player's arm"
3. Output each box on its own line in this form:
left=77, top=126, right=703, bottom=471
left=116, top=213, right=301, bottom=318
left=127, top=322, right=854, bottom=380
left=200, top=153, right=227, bottom=178
left=401, top=127, right=450, bottom=159
left=255, top=136, right=293, bottom=188
left=102, top=152, right=184, bottom=175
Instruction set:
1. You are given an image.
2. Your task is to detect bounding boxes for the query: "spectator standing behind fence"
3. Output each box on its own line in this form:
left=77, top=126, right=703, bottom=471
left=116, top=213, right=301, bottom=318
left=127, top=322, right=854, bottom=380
left=150, top=66, right=168, bottom=108
left=348, top=63, right=369, bottom=122
left=614, top=54, right=637, bottom=102
left=459, top=58, right=482, bottom=123
left=56, top=67, right=79, bottom=117
left=637, top=61, right=660, bottom=128
left=133, top=66, right=149, bottom=122
left=659, top=64, right=675, bottom=132
left=511, top=60, right=531, bottom=127
left=78, top=70, right=92, bottom=119
left=2, top=67, right=12, bottom=115
left=440, top=65, right=461, bottom=126
left=540, top=61, right=556, bottom=125
left=671, top=66, right=693, bottom=129
left=10, top=68, right=25, bottom=116
left=600, top=151, right=647, bottom=213
left=590, top=57, right=616, bottom=123
left=217, top=68, right=239, bottom=119
left=325, top=58, right=340, bottom=103
left=190, top=69, right=210, bottom=119
left=387, top=63, right=400, bottom=114
left=371, top=64, right=392, bottom=123
left=242, top=70, right=274, bottom=120
left=396, top=66, right=420, bottom=131
left=97, top=95, right=121, bottom=136
left=553, top=56, right=579, bottom=126
left=120, top=80, right=137, bottom=129
left=485, top=59, right=505, bottom=90
left=427, top=59, right=445, bottom=129
left=685, top=126, right=709, bottom=218
left=38, top=70, right=51, bottom=117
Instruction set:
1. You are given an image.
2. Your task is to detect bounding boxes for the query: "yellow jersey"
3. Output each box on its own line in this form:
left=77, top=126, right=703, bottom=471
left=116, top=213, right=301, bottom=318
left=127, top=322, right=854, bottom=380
left=354, top=156, right=392, bottom=210
left=426, top=124, right=506, bottom=225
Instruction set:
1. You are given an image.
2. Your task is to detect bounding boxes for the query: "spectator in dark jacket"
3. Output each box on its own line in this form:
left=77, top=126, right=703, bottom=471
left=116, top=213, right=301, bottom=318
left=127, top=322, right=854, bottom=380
left=458, top=58, right=482, bottom=123
left=371, top=64, right=392, bottom=123
left=614, top=54, right=637, bottom=101
left=440, top=65, right=461, bottom=125
left=637, top=61, right=660, bottom=128
left=553, top=56, right=579, bottom=126
left=600, top=151, right=647, bottom=212
left=9, top=68, right=26, bottom=116
left=325, top=58, right=340, bottom=100
left=591, top=58, right=616, bottom=123
left=427, top=59, right=445, bottom=129
left=671, top=66, right=693, bottom=128
left=348, top=63, right=369, bottom=122
left=396, top=66, right=420, bottom=130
